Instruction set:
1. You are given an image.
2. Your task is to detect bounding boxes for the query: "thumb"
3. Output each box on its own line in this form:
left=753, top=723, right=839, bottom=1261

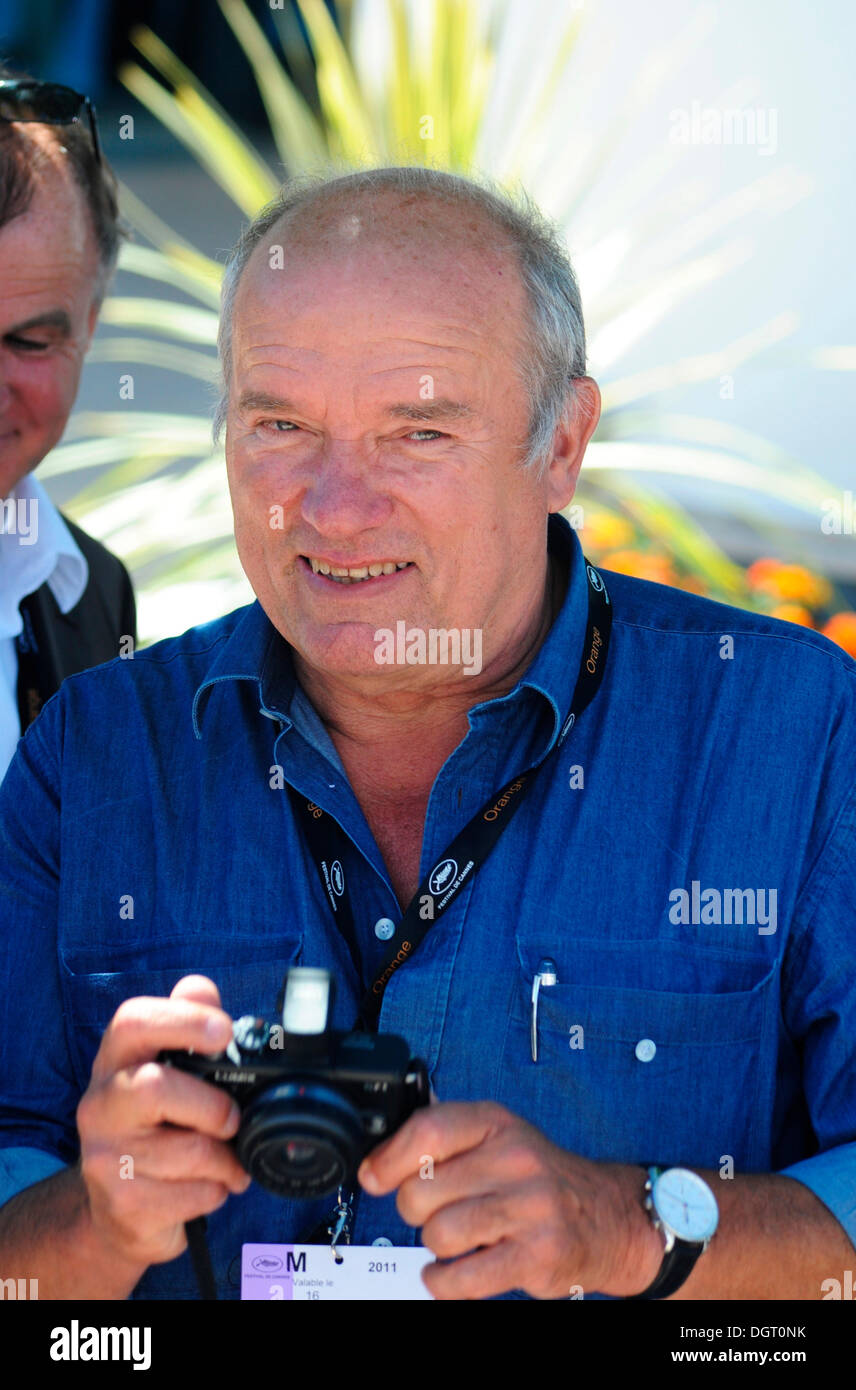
left=170, top=974, right=223, bottom=1010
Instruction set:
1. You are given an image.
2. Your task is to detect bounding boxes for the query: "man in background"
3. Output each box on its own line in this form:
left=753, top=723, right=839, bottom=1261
left=0, top=65, right=136, bottom=778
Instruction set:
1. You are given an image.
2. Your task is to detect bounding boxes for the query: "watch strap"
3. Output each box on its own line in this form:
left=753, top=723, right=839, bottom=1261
left=625, top=1165, right=708, bottom=1301
left=626, top=1237, right=705, bottom=1300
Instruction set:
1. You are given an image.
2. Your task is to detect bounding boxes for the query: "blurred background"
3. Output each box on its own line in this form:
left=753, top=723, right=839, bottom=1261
left=2, top=0, right=854, bottom=649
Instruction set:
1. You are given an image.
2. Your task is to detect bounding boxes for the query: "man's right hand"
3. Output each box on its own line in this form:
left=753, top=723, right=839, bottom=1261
left=76, top=974, right=252, bottom=1271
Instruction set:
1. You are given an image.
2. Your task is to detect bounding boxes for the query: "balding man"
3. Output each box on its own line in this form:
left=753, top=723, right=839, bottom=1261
left=0, top=69, right=136, bottom=779
left=0, top=167, right=853, bottom=1302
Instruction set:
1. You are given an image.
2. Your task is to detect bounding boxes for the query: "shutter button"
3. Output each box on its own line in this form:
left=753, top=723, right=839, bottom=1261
left=635, top=1038, right=657, bottom=1062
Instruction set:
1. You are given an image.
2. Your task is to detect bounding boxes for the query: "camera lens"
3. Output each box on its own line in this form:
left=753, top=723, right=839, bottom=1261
left=237, top=1081, right=365, bottom=1199
left=283, top=1139, right=319, bottom=1168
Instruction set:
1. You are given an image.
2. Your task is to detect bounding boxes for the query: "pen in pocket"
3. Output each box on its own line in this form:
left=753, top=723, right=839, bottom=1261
left=530, top=957, right=558, bottom=1062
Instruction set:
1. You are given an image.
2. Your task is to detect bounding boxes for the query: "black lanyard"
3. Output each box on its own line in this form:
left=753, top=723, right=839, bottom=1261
left=14, top=597, right=44, bottom=735
left=287, top=559, right=612, bottom=1031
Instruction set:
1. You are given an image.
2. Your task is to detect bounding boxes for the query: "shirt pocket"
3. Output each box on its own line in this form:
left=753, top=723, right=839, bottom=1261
left=59, top=934, right=303, bottom=1094
left=494, top=933, right=777, bottom=1172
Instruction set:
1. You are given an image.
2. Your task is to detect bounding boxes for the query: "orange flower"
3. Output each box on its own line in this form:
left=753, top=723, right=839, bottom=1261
left=602, top=549, right=678, bottom=586
left=768, top=604, right=815, bottom=628
left=581, top=511, right=635, bottom=550
left=745, top=557, right=781, bottom=588
left=821, top=612, right=856, bottom=658
left=746, top=558, right=832, bottom=608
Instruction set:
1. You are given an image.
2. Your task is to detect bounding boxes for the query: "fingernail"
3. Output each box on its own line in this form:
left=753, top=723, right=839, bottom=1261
left=358, top=1161, right=381, bottom=1194
left=206, top=1015, right=230, bottom=1042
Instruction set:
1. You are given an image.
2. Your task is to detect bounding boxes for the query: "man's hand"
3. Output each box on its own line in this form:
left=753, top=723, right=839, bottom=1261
left=357, top=1100, right=663, bottom=1300
left=76, top=975, right=252, bottom=1271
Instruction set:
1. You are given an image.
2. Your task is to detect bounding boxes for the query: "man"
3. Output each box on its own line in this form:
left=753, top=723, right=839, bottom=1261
left=0, top=68, right=136, bottom=779
left=0, top=166, right=853, bottom=1301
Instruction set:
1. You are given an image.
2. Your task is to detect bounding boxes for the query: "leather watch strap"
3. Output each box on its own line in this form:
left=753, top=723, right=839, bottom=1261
left=626, top=1238, right=704, bottom=1300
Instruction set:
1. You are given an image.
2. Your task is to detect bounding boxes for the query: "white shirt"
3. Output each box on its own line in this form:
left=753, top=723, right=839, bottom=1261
left=0, top=473, right=88, bottom=781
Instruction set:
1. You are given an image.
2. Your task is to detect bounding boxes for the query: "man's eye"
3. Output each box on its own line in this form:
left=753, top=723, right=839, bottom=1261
left=255, top=421, right=447, bottom=441
left=5, top=335, right=49, bottom=352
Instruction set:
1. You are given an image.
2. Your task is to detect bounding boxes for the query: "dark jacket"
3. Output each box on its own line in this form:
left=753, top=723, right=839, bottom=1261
left=16, top=514, right=137, bottom=734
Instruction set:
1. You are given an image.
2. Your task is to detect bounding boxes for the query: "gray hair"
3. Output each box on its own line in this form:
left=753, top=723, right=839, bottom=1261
left=214, top=165, right=588, bottom=474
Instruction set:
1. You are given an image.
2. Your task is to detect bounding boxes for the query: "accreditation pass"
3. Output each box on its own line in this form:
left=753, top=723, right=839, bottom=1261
left=241, top=1244, right=435, bottom=1300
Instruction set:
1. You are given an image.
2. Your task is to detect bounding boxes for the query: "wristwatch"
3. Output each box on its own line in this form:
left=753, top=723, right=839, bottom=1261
left=625, top=1165, right=719, bottom=1300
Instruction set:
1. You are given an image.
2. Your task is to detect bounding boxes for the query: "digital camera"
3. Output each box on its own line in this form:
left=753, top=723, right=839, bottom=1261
left=159, top=968, right=429, bottom=1199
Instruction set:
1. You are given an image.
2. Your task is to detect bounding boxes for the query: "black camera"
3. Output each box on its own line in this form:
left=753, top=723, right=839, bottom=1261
left=159, top=968, right=429, bottom=1199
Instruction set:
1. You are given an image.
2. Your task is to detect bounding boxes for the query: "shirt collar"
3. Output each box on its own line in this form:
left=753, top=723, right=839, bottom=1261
left=192, top=600, right=296, bottom=739
left=0, top=472, right=89, bottom=639
left=192, top=511, right=591, bottom=749
left=464, top=511, right=592, bottom=756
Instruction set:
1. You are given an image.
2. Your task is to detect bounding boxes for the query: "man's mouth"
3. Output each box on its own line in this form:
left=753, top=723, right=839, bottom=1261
left=300, top=556, right=414, bottom=586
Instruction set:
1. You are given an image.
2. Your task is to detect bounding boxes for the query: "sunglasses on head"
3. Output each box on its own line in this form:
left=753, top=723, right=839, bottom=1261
left=0, top=78, right=101, bottom=164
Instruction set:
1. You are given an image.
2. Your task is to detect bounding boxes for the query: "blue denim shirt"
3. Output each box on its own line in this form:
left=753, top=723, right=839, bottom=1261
left=1, top=513, right=854, bottom=1299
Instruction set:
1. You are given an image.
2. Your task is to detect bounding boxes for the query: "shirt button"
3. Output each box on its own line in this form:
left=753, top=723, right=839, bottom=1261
left=374, top=918, right=396, bottom=940
left=635, top=1038, right=657, bottom=1062
left=372, top=1237, right=393, bottom=1247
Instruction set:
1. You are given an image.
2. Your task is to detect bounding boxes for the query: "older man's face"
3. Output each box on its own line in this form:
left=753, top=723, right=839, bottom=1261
left=0, top=139, right=99, bottom=497
left=225, top=200, right=586, bottom=689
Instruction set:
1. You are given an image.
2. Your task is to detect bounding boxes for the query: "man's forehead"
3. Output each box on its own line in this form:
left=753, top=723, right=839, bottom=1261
left=233, top=198, right=526, bottom=376
left=0, top=205, right=96, bottom=300
left=0, top=156, right=99, bottom=326
left=232, top=309, right=514, bottom=413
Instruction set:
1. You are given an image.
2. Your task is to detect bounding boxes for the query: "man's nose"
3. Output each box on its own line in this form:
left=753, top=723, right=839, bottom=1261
left=299, top=446, right=392, bottom=536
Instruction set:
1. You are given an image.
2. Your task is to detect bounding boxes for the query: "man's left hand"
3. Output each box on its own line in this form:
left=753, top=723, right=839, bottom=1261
left=357, top=1100, right=663, bottom=1300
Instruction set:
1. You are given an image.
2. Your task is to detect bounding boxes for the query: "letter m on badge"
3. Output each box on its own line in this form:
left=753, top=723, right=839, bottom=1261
left=286, top=1251, right=307, bottom=1272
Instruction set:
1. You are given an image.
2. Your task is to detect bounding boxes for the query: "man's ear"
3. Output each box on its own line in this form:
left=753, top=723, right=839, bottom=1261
left=84, top=296, right=100, bottom=349
left=545, top=377, right=601, bottom=514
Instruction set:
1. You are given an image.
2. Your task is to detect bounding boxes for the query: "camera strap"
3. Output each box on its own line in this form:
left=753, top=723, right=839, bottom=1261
left=287, top=559, right=612, bottom=1032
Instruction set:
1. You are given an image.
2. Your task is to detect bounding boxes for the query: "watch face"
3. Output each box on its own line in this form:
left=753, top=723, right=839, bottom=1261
left=653, top=1168, right=719, bottom=1243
